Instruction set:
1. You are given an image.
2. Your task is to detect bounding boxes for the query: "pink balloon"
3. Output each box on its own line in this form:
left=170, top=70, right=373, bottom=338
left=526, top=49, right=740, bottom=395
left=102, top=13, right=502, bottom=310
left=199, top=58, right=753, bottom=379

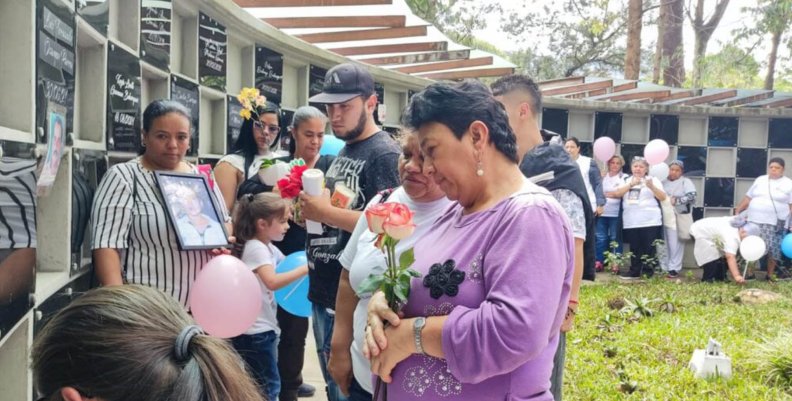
left=644, top=139, right=670, bottom=165
left=189, top=255, right=262, bottom=338
left=593, top=137, right=616, bottom=162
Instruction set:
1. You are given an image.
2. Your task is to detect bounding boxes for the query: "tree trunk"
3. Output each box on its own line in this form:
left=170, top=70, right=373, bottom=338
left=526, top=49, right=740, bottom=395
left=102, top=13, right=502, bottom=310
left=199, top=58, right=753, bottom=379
left=765, top=29, right=782, bottom=90
left=662, top=0, right=685, bottom=87
left=624, top=0, right=643, bottom=80
left=652, top=1, right=666, bottom=84
left=691, top=0, right=731, bottom=88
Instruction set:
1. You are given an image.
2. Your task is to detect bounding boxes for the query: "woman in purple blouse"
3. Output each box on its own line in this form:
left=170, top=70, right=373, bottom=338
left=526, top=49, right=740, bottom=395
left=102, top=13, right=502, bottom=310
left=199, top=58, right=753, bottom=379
left=363, top=80, right=575, bottom=401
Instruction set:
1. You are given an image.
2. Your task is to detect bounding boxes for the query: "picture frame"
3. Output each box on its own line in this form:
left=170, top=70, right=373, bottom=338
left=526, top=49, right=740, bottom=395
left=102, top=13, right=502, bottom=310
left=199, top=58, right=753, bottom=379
left=37, top=101, right=67, bottom=196
left=154, top=171, right=229, bottom=250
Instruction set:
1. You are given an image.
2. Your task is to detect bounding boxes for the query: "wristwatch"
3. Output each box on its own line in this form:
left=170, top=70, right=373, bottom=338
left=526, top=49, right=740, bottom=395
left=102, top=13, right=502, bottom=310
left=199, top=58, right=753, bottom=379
left=413, top=317, right=427, bottom=355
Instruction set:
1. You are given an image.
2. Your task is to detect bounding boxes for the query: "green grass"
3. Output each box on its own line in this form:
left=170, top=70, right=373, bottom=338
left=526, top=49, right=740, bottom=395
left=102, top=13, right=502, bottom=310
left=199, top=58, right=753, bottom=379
left=565, top=278, right=792, bottom=400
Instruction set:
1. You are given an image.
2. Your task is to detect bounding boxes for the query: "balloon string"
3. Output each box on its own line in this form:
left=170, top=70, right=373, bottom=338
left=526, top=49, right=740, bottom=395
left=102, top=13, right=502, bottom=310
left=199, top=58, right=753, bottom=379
left=284, top=276, right=307, bottom=300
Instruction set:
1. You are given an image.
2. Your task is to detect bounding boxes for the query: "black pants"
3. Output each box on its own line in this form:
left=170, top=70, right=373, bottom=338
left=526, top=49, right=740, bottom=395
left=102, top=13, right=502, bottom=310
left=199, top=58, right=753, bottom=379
left=624, top=225, right=662, bottom=277
left=348, top=378, right=373, bottom=401
left=701, top=258, right=727, bottom=282
left=277, top=305, right=310, bottom=401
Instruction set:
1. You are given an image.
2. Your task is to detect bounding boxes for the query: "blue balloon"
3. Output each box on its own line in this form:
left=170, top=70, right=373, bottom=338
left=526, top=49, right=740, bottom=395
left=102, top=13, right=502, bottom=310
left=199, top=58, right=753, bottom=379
left=275, top=251, right=312, bottom=317
left=320, top=135, right=344, bottom=156
left=782, top=233, right=792, bottom=259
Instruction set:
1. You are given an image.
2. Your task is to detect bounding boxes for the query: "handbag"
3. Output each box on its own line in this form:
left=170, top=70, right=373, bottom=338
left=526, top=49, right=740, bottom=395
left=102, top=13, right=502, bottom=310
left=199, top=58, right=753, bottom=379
left=675, top=211, right=693, bottom=241
left=768, top=178, right=787, bottom=232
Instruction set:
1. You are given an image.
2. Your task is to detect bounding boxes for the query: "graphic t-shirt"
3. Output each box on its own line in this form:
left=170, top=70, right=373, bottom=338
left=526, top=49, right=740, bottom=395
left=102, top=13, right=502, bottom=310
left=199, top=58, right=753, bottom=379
left=306, top=131, right=400, bottom=309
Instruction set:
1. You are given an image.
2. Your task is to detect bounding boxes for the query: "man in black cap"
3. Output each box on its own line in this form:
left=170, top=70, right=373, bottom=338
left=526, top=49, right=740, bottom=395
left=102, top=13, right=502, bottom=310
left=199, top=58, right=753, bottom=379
left=299, top=62, right=401, bottom=401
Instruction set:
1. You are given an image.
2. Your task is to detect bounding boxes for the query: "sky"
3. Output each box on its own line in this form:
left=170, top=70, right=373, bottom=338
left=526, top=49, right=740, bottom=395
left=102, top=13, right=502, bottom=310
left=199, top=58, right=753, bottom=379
left=472, top=0, right=783, bottom=71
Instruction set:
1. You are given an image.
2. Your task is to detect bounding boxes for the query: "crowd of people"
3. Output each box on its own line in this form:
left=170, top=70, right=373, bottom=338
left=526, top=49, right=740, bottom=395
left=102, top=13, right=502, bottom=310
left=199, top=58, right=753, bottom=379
left=30, top=62, right=792, bottom=401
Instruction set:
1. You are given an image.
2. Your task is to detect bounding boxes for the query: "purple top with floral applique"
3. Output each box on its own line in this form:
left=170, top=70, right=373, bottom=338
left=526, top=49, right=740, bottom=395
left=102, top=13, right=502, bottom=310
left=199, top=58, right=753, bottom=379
left=384, top=180, right=575, bottom=401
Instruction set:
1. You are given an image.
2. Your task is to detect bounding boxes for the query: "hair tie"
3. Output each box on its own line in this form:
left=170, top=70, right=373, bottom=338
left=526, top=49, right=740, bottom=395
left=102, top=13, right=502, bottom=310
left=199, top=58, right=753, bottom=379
left=246, top=193, right=255, bottom=202
left=174, top=325, right=203, bottom=363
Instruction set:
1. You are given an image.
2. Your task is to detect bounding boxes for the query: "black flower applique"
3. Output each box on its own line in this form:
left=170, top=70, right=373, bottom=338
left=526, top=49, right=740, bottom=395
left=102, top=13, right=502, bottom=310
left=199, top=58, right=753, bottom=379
left=423, top=259, right=465, bottom=299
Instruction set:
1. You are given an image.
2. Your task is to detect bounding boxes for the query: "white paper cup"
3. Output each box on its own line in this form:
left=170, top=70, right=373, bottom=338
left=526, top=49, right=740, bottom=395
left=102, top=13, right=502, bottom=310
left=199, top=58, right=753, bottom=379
left=301, top=169, right=325, bottom=234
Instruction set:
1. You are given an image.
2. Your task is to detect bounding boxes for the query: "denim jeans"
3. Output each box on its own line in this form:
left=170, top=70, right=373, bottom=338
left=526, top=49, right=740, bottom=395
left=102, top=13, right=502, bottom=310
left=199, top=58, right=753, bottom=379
left=232, top=330, right=281, bottom=401
left=596, top=216, right=622, bottom=263
left=312, top=304, right=348, bottom=401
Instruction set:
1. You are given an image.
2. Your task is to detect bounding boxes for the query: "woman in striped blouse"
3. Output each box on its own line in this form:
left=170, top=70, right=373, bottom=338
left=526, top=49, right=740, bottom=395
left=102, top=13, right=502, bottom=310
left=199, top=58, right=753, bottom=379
left=91, top=100, right=228, bottom=307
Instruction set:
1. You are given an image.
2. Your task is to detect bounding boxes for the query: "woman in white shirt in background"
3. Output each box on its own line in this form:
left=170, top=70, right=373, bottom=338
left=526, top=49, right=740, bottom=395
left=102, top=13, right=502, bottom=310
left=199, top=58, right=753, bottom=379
left=611, top=156, right=667, bottom=279
left=597, top=154, right=627, bottom=272
left=734, top=157, right=792, bottom=280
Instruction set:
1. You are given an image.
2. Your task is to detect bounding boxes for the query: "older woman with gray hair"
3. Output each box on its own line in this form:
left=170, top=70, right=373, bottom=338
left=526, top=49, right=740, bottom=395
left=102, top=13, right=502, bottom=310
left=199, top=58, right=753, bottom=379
left=661, top=160, right=697, bottom=278
left=690, top=214, right=760, bottom=284
left=611, top=156, right=667, bottom=279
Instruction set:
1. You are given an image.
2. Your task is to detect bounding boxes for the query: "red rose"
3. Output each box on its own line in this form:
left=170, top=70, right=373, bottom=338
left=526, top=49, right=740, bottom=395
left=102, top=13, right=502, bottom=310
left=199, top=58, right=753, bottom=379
left=277, top=165, right=309, bottom=199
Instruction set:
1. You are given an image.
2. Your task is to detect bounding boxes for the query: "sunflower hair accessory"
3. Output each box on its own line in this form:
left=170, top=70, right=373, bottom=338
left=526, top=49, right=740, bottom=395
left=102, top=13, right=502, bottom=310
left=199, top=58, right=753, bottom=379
left=236, top=87, right=267, bottom=121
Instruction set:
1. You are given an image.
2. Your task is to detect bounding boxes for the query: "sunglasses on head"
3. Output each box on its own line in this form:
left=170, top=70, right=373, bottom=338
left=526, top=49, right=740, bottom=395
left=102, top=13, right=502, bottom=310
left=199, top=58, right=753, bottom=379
left=253, top=121, right=280, bottom=134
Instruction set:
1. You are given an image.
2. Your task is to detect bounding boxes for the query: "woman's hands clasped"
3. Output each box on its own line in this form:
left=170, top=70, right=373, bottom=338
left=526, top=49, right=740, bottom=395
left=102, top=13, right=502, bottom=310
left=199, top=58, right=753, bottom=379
left=364, top=291, right=413, bottom=383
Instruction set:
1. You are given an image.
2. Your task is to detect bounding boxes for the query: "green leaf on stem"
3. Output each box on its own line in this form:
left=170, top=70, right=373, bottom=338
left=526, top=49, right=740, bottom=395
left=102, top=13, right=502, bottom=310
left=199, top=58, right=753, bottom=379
left=399, top=248, right=415, bottom=269
left=404, top=268, right=422, bottom=278
left=357, top=274, right=386, bottom=296
left=394, top=282, right=409, bottom=302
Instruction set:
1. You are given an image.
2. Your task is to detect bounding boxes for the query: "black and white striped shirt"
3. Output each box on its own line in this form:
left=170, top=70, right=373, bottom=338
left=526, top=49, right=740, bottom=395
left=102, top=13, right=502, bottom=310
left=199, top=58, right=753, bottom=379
left=0, top=158, right=37, bottom=249
left=91, top=158, right=227, bottom=307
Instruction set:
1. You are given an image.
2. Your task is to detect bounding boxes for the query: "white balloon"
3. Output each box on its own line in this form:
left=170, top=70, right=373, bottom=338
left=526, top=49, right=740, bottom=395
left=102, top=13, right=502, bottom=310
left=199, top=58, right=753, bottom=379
left=739, top=235, right=767, bottom=262
left=649, top=162, right=670, bottom=180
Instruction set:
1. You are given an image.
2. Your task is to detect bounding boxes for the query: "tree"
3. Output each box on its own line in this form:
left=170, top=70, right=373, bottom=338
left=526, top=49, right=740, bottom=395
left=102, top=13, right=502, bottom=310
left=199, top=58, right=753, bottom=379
left=659, top=0, right=685, bottom=86
left=624, top=0, right=644, bottom=79
left=737, top=0, right=792, bottom=90
left=500, top=0, right=629, bottom=77
left=405, top=0, right=502, bottom=48
left=688, top=0, right=731, bottom=88
left=692, top=44, right=762, bottom=89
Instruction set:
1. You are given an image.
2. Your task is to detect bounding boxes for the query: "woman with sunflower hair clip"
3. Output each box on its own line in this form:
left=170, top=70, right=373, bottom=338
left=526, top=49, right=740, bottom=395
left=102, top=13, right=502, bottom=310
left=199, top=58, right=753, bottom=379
left=215, top=87, right=287, bottom=213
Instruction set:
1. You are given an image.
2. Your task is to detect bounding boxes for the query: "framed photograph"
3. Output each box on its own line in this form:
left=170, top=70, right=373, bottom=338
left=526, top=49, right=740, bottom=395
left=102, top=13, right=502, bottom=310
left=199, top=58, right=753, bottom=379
left=154, top=171, right=230, bottom=250
left=37, top=101, right=67, bottom=196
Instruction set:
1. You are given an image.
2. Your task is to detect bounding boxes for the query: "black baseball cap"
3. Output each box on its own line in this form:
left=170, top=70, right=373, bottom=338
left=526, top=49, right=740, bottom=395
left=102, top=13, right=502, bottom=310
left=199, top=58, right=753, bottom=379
left=308, top=63, right=375, bottom=104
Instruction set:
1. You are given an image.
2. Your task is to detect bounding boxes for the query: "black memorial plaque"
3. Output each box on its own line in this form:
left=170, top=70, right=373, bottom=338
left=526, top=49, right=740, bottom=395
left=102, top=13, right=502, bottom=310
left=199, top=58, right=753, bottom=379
left=76, top=0, right=109, bottom=35
left=255, top=45, right=283, bottom=106
left=140, top=0, right=171, bottom=70
left=309, top=65, right=328, bottom=112
left=106, top=43, right=142, bottom=152
left=171, top=75, right=200, bottom=156
left=542, top=108, right=569, bottom=138
left=198, top=12, right=226, bottom=91
left=36, top=0, right=75, bottom=143
left=227, top=95, right=243, bottom=153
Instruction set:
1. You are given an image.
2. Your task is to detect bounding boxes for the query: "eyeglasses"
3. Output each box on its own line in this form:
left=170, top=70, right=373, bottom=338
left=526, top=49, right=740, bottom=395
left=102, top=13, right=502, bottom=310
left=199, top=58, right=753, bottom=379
left=253, top=121, right=281, bottom=134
